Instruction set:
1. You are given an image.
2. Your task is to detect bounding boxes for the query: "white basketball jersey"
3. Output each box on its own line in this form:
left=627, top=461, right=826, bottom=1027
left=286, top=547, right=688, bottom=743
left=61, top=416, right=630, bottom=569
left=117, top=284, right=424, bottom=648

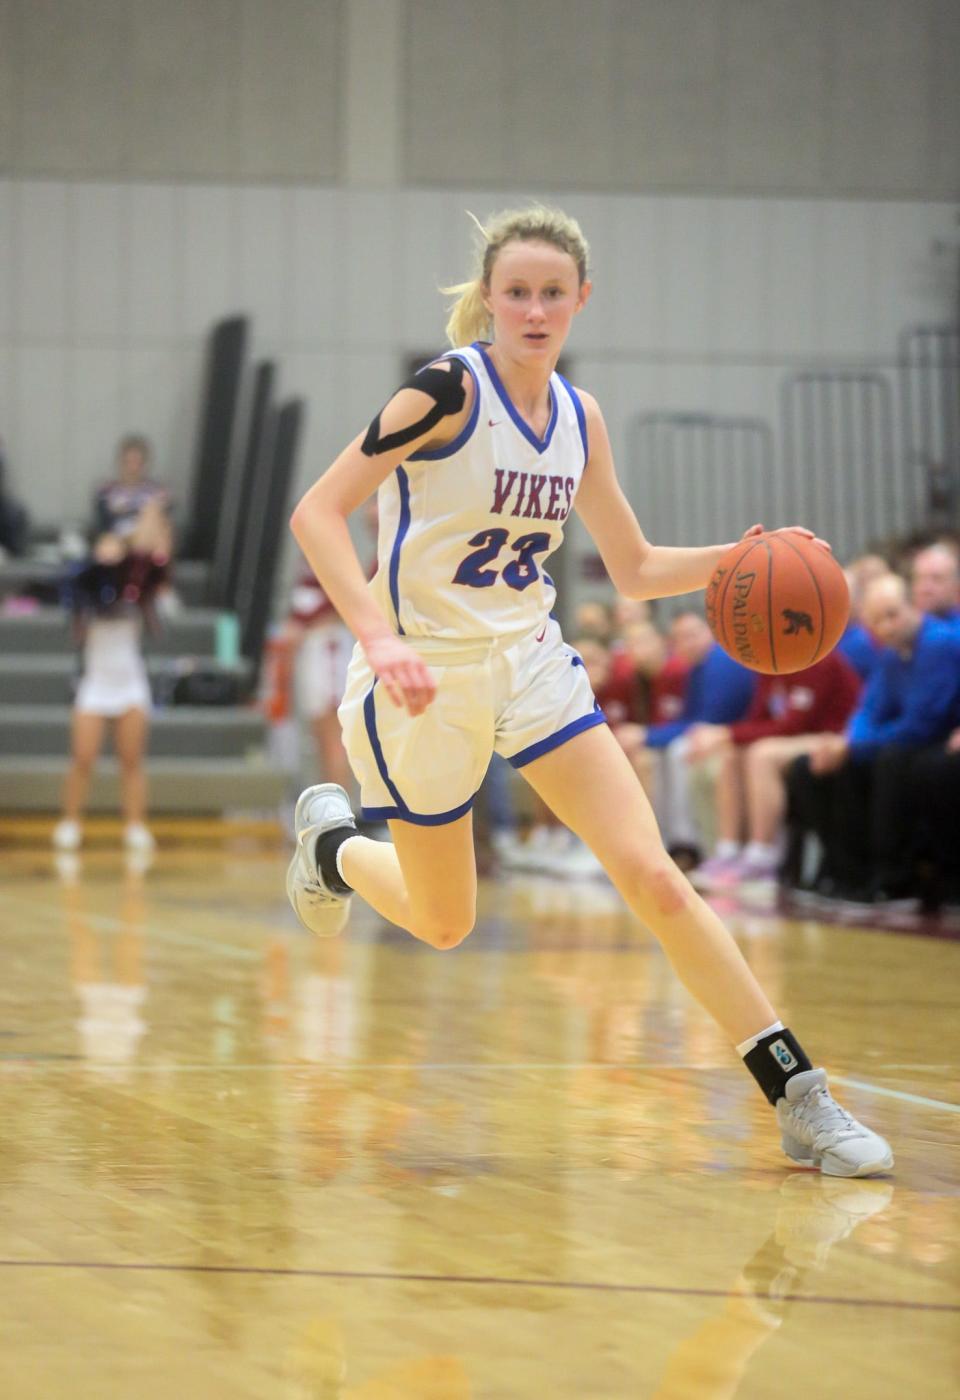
left=369, top=342, right=589, bottom=641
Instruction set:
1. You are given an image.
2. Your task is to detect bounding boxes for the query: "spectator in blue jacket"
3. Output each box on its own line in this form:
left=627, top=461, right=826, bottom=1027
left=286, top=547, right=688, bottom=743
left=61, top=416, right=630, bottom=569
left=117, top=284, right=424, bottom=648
left=837, top=554, right=887, bottom=681
left=785, top=574, right=960, bottom=905
left=910, top=542, right=960, bottom=632
left=629, top=611, right=755, bottom=865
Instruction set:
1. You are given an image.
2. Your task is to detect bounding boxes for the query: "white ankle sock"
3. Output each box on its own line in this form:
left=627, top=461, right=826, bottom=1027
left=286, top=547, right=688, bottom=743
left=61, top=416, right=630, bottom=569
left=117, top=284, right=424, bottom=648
left=736, top=1019, right=784, bottom=1058
left=335, top=834, right=363, bottom=887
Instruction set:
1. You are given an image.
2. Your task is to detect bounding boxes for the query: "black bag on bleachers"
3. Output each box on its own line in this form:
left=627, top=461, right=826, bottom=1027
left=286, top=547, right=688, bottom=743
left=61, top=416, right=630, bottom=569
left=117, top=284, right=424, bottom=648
left=171, top=664, right=243, bottom=707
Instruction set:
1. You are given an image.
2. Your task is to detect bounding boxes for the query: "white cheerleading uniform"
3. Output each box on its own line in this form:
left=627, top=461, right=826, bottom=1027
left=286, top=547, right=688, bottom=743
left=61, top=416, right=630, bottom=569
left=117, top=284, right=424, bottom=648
left=74, top=616, right=151, bottom=717
left=338, top=342, right=605, bottom=823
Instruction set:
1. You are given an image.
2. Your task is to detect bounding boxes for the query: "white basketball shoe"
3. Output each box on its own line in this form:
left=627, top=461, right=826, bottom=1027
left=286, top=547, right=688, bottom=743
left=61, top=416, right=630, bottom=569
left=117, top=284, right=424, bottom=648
left=286, top=784, right=356, bottom=938
left=776, top=1069, right=894, bottom=1177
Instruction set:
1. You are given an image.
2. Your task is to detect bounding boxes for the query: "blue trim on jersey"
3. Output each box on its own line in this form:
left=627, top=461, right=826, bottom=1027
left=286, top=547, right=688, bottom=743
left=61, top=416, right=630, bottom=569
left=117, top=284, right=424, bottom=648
left=389, top=467, right=411, bottom=635
left=408, top=353, right=481, bottom=461
left=556, top=372, right=588, bottom=467
left=362, top=681, right=476, bottom=824
left=361, top=796, right=476, bottom=826
left=507, top=709, right=607, bottom=769
left=474, top=343, right=558, bottom=455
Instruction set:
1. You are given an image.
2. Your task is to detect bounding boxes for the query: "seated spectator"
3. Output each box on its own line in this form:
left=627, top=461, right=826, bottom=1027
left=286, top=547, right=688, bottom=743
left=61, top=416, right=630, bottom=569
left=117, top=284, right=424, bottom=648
left=910, top=541, right=960, bottom=629
left=93, top=434, right=172, bottom=561
left=572, top=598, right=615, bottom=642
left=611, top=595, right=652, bottom=634
left=838, top=554, right=887, bottom=680
left=620, top=620, right=688, bottom=726
left=903, top=726, right=960, bottom=908
left=784, top=574, right=960, bottom=905
left=685, top=649, right=861, bottom=888
left=622, top=611, right=756, bottom=866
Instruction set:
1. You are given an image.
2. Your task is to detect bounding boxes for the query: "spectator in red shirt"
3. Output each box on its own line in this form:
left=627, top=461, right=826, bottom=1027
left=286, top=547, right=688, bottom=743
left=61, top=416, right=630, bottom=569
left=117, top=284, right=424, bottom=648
left=620, top=620, right=688, bottom=726
left=683, top=650, right=862, bottom=887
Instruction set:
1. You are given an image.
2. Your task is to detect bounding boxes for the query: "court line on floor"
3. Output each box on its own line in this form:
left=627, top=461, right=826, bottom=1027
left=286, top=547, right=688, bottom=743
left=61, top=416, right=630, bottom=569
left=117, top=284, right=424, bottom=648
left=0, top=1258, right=955, bottom=1311
left=0, top=1060, right=721, bottom=1074
left=831, top=1075, right=960, bottom=1115
left=0, top=893, right=260, bottom=962
left=5, top=1062, right=960, bottom=1113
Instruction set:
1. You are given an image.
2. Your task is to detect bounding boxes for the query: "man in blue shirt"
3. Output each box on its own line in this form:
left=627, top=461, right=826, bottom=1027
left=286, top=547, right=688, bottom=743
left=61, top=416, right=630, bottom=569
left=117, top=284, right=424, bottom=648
left=785, top=574, right=960, bottom=905
left=910, top=542, right=960, bottom=632
left=629, top=611, right=755, bottom=865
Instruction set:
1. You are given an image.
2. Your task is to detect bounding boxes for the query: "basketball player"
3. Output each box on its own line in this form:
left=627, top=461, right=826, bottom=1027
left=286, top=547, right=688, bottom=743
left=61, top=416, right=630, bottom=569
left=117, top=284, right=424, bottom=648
left=286, top=206, right=892, bottom=1178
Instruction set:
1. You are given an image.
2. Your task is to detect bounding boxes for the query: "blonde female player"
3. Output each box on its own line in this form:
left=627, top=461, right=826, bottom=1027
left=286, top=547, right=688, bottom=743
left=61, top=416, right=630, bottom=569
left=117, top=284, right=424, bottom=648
left=286, top=207, right=892, bottom=1178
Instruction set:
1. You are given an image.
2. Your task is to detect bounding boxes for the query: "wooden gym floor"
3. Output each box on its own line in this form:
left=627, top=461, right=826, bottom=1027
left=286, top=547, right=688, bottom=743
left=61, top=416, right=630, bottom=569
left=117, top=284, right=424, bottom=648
left=0, top=836, right=957, bottom=1399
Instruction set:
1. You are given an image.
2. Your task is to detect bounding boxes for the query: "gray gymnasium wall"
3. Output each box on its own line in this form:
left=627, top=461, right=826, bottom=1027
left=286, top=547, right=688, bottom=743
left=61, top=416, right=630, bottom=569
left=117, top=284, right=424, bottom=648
left=0, top=0, right=958, bottom=590
left=2, top=0, right=959, bottom=197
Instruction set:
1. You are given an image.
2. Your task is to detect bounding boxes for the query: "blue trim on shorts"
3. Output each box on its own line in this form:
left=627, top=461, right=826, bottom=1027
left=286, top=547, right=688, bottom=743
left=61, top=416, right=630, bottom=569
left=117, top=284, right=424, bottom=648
left=507, top=709, right=607, bottom=769
left=362, top=680, right=477, bottom=824
left=361, top=795, right=476, bottom=826
left=556, top=372, right=588, bottom=466
left=408, top=353, right=481, bottom=461
left=389, top=467, right=411, bottom=635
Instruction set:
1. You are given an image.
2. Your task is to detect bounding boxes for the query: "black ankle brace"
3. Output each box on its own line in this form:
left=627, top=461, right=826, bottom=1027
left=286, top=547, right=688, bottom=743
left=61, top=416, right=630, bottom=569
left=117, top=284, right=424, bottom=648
left=743, top=1027, right=813, bottom=1106
left=315, top=827, right=356, bottom=895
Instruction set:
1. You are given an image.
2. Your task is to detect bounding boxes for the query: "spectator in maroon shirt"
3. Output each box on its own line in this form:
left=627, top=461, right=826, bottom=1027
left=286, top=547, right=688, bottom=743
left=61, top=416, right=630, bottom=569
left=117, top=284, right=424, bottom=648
left=683, top=650, right=862, bottom=887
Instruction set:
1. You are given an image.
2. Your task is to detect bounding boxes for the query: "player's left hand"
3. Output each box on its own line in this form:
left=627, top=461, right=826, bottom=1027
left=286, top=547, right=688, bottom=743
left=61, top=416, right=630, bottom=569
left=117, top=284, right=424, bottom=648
left=739, top=523, right=832, bottom=553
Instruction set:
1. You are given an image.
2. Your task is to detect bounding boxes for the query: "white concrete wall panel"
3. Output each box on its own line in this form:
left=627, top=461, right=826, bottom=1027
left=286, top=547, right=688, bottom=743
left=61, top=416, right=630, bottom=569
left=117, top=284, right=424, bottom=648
left=0, top=180, right=11, bottom=342
left=236, top=186, right=295, bottom=346
left=289, top=188, right=344, bottom=347
left=15, top=347, right=69, bottom=502
left=70, top=183, right=125, bottom=341
left=763, top=201, right=821, bottom=360
left=125, top=184, right=180, bottom=341
left=180, top=185, right=243, bottom=341
left=16, top=182, right=72, bottom=341
left=340, top=191, right=403, bottom=349
left=69, top=348, right=122, bottom=513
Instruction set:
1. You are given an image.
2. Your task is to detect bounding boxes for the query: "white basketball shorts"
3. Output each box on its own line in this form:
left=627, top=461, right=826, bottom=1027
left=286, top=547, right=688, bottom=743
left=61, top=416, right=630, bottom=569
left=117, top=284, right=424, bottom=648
left=337, top=617, right=606, bottom=824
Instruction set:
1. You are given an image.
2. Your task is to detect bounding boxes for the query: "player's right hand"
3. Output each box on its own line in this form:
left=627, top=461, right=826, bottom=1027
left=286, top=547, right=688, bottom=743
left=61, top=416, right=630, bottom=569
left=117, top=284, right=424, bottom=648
left=363, top=634, right=437, bottom=716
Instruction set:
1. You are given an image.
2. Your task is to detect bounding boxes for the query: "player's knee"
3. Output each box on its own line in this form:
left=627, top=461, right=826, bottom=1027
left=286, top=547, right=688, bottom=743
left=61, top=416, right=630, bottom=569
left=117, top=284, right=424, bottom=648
left=619, top=851, right=692, bottom=918
left=413, top=911, right=475, bottom=951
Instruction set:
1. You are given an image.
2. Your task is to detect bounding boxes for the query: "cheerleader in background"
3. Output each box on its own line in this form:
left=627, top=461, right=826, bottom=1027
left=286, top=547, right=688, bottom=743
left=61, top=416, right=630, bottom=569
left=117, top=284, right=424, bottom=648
left=52, top=443, right=172, bottom=854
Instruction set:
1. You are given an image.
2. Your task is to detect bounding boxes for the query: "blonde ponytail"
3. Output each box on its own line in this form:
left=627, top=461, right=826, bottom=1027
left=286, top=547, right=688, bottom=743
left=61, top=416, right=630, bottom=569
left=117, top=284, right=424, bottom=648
left=442, top=204, right=590, bottom=349
left=443, top=279, right=492, bottom=348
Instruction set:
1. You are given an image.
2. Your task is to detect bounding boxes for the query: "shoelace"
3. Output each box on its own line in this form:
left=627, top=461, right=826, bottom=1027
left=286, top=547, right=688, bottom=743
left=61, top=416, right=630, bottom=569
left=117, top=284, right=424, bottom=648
left=794, top=1086, right=864, bottom=1145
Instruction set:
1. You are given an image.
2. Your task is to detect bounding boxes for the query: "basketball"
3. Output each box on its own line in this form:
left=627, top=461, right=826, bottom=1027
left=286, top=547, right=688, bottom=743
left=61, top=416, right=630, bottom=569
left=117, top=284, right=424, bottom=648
left=705, top=531, right=850, bottom=674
